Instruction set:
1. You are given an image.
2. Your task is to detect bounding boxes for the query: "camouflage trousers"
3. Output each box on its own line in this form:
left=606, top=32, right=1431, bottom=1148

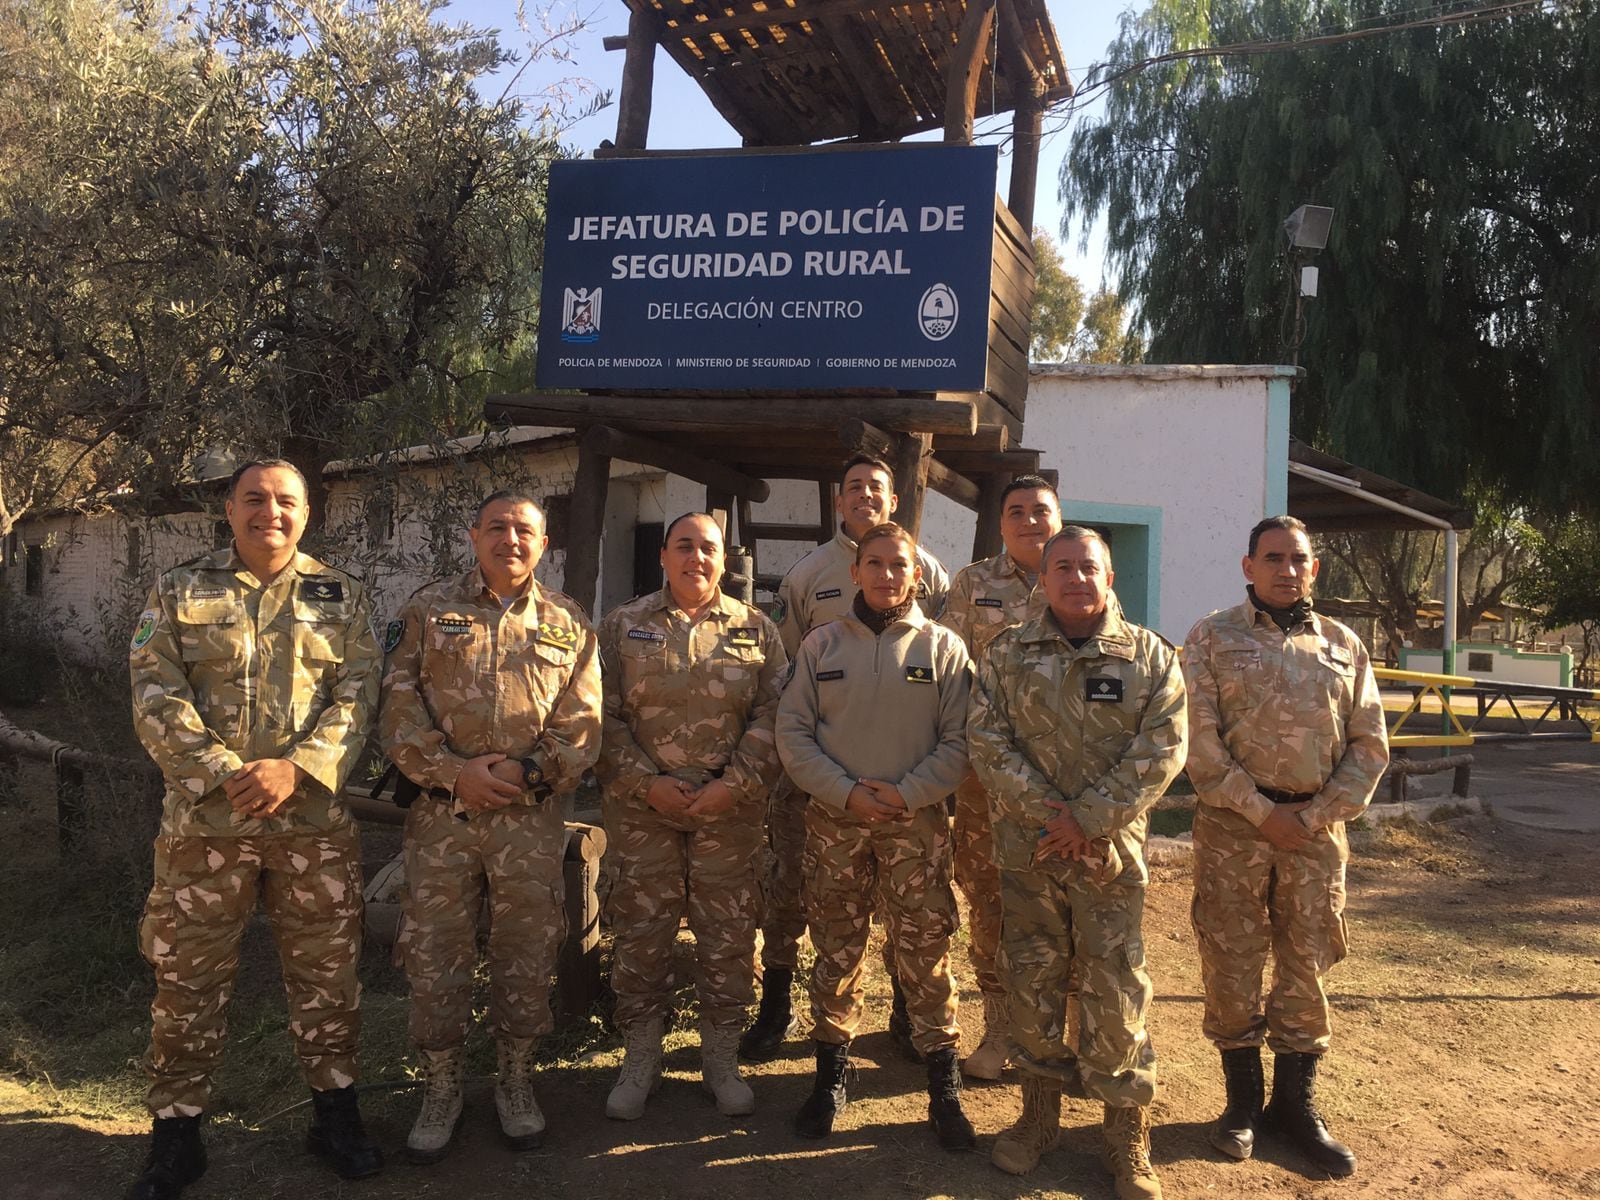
left=953, top=773, right=1004, bottom=996
left=1192, top=803, right=1350, bottom=1054
left=758, top=777, right=808, bottom=971
left=604, top=795, right=765, bottom=1032
left=401, top=795, right=567, bottom=1050
left=803, top=802, right=960, bottom=1054
left=999, top=866, right=1157, bottom=1108
left=138, top=831, right=364, bottom=1117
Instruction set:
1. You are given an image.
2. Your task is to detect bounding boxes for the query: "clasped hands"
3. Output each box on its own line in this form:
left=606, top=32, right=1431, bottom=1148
left=645, top=775, right=738, bottom=820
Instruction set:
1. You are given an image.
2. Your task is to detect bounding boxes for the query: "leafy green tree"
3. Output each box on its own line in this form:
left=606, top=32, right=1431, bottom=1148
left=1030, top=229, right=1086, bottom=360
left=1060, top=0, right=1600, bottom=512
left=0, top=0, right=593, bottom=529
left=1517, top=517, right=1600, bottom=676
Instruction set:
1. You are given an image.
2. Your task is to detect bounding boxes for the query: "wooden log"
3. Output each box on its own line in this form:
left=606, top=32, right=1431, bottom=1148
left=972, top=472, right=1007, bottom=560
left=1007, top=93, right=1043, bottom=234
left=937, top=448, right=1041, bottom=475
left=888, top=431, right=933, bottom=538
left=486, top=393, right=979, bottom=436
left=585, top=425, right=772, bottom=502
left=817, top=479, right=836, bottom=543
left=557, top=823, right=606, bottom=1022
left=944, top=0, right=996, bottom=145
left=615, top=8, right=659, bottom=150
left=840, top=418, right=980, bottom=510
left=564, top=434, right=612, bottom=615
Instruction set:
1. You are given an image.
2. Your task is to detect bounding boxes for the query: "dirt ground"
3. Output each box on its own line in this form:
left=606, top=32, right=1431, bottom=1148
left=4, top=799, right=1598, bottom=1200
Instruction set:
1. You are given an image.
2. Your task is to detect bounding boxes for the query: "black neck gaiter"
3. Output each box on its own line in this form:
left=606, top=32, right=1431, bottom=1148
left=853, top=589, right=914, bottom=635
left=1248, top=584, right=1314, bottom=633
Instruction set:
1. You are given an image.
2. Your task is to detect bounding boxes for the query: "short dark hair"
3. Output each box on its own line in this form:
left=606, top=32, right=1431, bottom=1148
left=854, top=521, right=916, bottom=562
left=1042, top=525, right=1112, bottom=569
left=228, top=458, right=307, bottom=498
left=840, top=454, right=894, bottom=485
left=473, top=490, right=544, bottom=527
left=662, top=511, right=725, bottom=547
left=1247, top=515, right=1309, bottom=557
left=999, top=474, right=1060, bottom=508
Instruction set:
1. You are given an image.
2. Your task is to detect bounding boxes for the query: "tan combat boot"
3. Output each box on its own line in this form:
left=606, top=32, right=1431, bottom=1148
left=962, top=993, right=1011, bottom=1081
left=700, top=1022, right=756, bottom=1116
left=406, top=1046, right=464, bottom=1164
left=494, top=1036, right=546, bottom=1150
left=1103, top=1103, right=1162, bottom=1199
left=991, top=1074, right=1062, bottom=1175
left=605, top=1017, right=664, bottom=1121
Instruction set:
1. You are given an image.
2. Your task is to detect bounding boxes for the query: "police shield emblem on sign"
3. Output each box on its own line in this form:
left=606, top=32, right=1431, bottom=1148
left=561, top=287, right=602, bottom=343
left=917, top=282, right=959, bottom=341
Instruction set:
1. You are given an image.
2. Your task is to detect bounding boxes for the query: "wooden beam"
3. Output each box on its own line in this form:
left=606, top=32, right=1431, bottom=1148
left=487, top=393, right=979, bottom=436
left=936, top=448, right=1041, bottom=475
left=1007, top=92, right=1043, bottom=234
left=662, top=0, right=914, bottom=40
left=585, top=425, right=772, bottom=502
left=944, top=0, right=996, bottom=144
left=819, top=16, right=907, bottom=139
left=839, top=418, right=980, bottom=510
left=888, top=431, right=933, bottom=537
left=564, top=432, right=612, bottom=616
left=972, top=472, right=1007, bottom=560
left=614, top=7, right=659, bottom=150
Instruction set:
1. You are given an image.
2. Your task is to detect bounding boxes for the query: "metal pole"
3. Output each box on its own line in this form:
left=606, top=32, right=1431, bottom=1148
left=1442, top=527, right=1459, bottom=738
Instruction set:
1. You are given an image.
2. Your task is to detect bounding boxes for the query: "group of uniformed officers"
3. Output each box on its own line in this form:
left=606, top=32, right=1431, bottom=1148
left=123, top=454, right=1388, bottom=1200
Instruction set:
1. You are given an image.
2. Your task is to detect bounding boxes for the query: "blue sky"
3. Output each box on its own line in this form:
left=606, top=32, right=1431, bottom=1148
left=448, top=0, right=1137, bottom=286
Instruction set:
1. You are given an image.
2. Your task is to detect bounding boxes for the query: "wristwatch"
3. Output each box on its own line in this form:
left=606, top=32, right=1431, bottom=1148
left=519, top=757, right=550, bottom=803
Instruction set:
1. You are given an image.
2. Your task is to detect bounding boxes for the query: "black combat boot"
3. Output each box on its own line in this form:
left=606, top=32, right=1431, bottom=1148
left=793, top=1041, right=851, bottom=1139
left=1211, top=1047, right=1265, bottom=1160
left=888, top=973, right=922, bottom=1063
left=739, top=966, right=797, bottom=1062
left=306, top=1085, right=384, bottom=1180
left=125, top=1114, right=206, bottom=1200
left=925, top=1048, right=977, bottom=1151
left=1262, top=1052, right=1357, bottom=1177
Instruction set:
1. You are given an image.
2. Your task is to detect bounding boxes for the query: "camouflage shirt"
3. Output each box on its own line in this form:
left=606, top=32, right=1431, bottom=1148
left=939, top=549, right=1042, bottom=663
left=379, top=568, right=601, bottom=797
left=777, top=607, right=972, bottom=812
left=129, top=546, right=381, bottom=838
left=1182, top=598, right=1389, bottom=831
left=596, top=586, right=788, bottom=807
left=774, top=529, right=949, bottom=655
left=968, top=599, right=1188, bottom=878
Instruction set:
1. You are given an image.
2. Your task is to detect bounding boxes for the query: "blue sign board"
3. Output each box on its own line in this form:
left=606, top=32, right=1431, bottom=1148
left=536, top=145, right=998, bottom=392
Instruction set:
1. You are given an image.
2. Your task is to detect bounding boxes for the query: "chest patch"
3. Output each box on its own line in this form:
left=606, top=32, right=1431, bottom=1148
left=1323, top=643, right=1352, bottom=668
left=815, top=587, right=843, bottom=601
left=1086, top=676, right=1124, bottom=703
left=727, top=628, right=759, bottom=648
left=905, top=664, right=934, bottom=684
left=628, top=628, right=666, bottom=643
left=536, top=622, right=579, bottom=650
left=816, top=669, right=845, bottom=682
left=187, top=585, right=228, bottom=601
left=300, top=578, right=344, bottom=603
left=433, top=615, right=474, bottom=636
left=975, top=597, right=1004, bottom=609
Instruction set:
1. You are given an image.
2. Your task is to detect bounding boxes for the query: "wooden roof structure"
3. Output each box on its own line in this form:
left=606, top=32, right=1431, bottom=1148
left=606, top=0, right=1072, bottom=146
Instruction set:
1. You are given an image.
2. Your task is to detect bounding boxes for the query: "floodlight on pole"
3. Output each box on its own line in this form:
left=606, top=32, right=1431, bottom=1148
left=1283, top=204, right=1334, bottom=250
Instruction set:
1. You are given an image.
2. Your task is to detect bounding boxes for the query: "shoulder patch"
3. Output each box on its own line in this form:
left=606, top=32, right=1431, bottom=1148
left=770, top=598, right=787, bottom=624
left=383, top=619, right=405, bottom=653
left=300, top=578, right=344, bottom=603
left=537, top=622, right=580, bottom=650
left=130, top=610, right=158, bottom=651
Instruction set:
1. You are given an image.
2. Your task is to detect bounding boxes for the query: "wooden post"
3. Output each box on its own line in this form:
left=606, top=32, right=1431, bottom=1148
left=972, top=472, right=1007, bottom=560
left=705, top=488, right=734, bottom=539
left=944, top=0, right=996, bottom=145
left=564, top=432, right=612, bottom=616
left=817, top=479, right=835, bottom=544
left=889, top=432, right=932, bottom=539
left=1008, top=92, right=1043, bottom=233
left=614, top=8, right=658, bottom=150
left=557, top=823, right=606, bottom=1023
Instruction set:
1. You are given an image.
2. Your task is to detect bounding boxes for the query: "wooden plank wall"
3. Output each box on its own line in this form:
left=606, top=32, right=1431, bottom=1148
left=987, top=195, right=1035, bottom=423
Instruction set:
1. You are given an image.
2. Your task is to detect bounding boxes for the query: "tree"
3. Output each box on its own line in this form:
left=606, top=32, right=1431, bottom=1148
left=0, top=0, right=596, bottom=531
left=1030, top=231, right=1144, bottom=362
left=1518, top=517, right=1600, bottom=677
left=1076, top=289, right=1145, bottom=364
left=1059, top=0, right=1600, bottom=514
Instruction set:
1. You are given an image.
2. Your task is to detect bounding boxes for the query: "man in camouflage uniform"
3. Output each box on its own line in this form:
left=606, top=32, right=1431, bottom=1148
left=744, top=453, right=950, bottom=1062
left=1183, top=515, right=1388, bottom=1177
left=969, top=527, right=1187, bottom=1199
left=938, top=474, right=1061, bottom=1080
left=126, top=460, right=383, bottom=1200
left=380, top=491, right=601, bottom=1163
left=776, top=522, right=975, bottom=1151
left=596, top=512, right=787, bottom=1120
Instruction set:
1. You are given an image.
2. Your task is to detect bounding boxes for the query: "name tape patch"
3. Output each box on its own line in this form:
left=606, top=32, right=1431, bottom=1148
left=975, top=597, right=1004, bottom=609
left=627, top=628, right=667, bottom=643
left=1086, top=676, right=1123, bottom=702
left=188, top=585, right=228, bottom=601
left=815, top=587, right=843, bottom=601
left=816, top=669, right=845, bottom=682
left=433, top=615, right=474, bottom=636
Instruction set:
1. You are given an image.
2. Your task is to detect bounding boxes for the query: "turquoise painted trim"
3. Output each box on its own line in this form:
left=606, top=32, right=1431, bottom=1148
left=1400, top=642, right=1573, bottom=687
left=1265, top=376, right=1291, bottom=517
left=1058, top=500, right=1163, bottom=631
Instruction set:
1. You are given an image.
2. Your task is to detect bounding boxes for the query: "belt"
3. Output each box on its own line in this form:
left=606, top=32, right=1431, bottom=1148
left=1261, top=788, right=1316, bottom=804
